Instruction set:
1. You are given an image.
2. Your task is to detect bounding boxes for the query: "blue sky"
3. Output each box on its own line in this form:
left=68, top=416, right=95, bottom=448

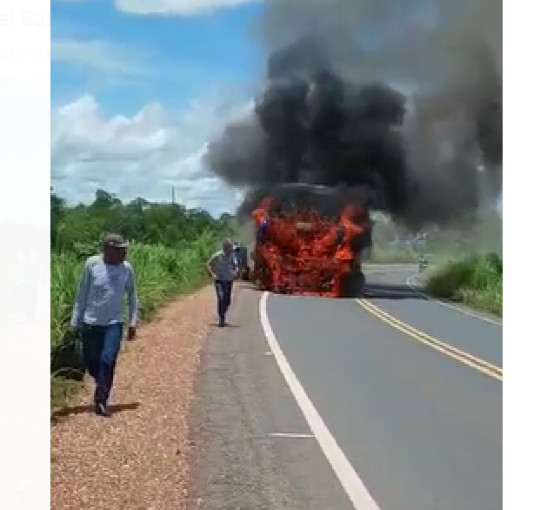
left=51, top=0, right=265, bottom=112
left=51, top=0, right=266, bottom=214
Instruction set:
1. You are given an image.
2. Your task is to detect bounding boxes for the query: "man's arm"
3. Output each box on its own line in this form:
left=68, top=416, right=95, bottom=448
left=70, top=261, right=92, bottom=329
left=126, top=265, right=139, bottom=328
left=206, top=253, right=217, bottom=278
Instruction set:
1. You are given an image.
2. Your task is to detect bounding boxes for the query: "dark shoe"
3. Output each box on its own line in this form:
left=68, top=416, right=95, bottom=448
left=94, top=402, right=111, bottom=417
left=218, top=316, right=225, bottom=328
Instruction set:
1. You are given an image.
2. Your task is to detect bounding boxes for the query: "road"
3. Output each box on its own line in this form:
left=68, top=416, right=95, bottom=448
left=187, top=266, right=502, bottom=510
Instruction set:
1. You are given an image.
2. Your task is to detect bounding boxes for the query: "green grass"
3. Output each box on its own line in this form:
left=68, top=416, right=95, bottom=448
left=425, top=253, right=502, bottom=317
left=368, top=248, right=452, bottom=267
left=50, top=231, right=222, bottom=411
left=369, top=248, right=419, bottom=264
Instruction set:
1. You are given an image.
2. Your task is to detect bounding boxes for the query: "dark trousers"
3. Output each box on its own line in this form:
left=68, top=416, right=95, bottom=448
left=81, top=323, right=123, bottom=404
left=214, top=280, right=233, bottom=319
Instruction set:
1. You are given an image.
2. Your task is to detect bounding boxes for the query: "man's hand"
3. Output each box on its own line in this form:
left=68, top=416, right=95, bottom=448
left=69, top=323, right=81, bottom=334
left=127, top=326, right=137, bottom=341
left=206, top=265, right=216, bottom=280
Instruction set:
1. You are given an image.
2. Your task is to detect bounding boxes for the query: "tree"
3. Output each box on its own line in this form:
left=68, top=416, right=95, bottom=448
left=50, top=189, right=232, bottom=255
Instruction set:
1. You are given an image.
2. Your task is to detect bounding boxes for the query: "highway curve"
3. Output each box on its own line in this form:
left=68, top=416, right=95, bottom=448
left=187, top=266, right=502, bottom=510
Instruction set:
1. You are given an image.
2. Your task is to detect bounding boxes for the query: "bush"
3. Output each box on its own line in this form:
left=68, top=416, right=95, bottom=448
left=425, top=253, right=502, bottom=316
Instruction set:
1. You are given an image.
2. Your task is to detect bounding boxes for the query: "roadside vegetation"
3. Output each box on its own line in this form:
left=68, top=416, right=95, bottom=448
left=418, top=210, right=502, bottom=317
left=368, top=208, right=503, bottom=316
left=424, top=252, right=502, bottom=317
left=50, top=188, right=233, bottom=409
left=370, top=248, right=419, bottom=264
left=368, top=208, right=502, bottom=264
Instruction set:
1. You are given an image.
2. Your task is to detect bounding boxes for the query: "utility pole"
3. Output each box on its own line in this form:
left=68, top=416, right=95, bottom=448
left=171, top=186, right=176, bottom=205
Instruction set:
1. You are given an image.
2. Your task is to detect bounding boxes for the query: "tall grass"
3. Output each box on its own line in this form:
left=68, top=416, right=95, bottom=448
left=51, top=231, right=221, bottom=408
left=425, top=253, right=502, bottom=316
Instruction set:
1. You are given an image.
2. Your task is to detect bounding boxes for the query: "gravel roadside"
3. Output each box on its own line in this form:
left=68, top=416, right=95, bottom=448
left=51, top=285, right=218, bottom=510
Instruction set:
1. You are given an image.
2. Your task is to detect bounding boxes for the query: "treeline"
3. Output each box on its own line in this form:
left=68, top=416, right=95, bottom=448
left=51, top=188, right=234, bottom=256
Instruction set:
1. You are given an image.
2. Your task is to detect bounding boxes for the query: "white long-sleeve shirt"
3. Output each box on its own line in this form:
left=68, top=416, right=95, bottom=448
left=70, top=255, right=138, bottom=328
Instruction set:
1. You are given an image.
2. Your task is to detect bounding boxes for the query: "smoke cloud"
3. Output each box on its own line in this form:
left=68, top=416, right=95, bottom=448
left=204, top=0, right=502, bottom=226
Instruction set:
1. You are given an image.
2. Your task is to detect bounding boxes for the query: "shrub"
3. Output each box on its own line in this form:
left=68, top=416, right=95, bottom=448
left=425, top=253, right=502, bottom=316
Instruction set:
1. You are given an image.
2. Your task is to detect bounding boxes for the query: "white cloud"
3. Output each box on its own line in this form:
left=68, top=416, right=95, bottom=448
left=115, top=0, right=263, bottom=16
left=51, top=95, right=253, bottom=216
left=51, top=39, right=146, bottom=77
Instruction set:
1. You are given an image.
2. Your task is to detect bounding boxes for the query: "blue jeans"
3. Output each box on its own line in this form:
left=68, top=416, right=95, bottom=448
left=81, top=323, right=123, bottom=404
left=214, top=280, right=233, bottom=319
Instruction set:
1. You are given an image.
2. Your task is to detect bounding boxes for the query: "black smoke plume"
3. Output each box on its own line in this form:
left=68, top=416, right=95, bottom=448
left=204, top=0, right=502, bottom=226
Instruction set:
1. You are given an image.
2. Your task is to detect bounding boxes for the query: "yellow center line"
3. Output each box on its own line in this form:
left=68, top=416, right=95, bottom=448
left=355, top=299, right=503, bottom=382
left=358, top=299, right=502, bottom=373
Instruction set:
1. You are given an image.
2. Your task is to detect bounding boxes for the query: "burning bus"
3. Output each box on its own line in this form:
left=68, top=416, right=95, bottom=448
left=207, top=35, right=501, bottom=299
left=249, top=183, right=371, bottom=298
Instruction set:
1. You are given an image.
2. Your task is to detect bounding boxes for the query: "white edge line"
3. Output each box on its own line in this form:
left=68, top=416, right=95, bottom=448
left=259, top=292, right=380, bottom=510
left=405, top=274, right=503, bottom=326
left=269, top=432, right=315, bottom=438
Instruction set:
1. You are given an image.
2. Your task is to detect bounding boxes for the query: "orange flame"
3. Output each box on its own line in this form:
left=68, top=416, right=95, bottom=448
left=251, top=197, right=366, bottom=297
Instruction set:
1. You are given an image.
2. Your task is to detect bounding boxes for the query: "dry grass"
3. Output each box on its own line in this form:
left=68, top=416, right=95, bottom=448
left=51, top=285, right=218, bottom=510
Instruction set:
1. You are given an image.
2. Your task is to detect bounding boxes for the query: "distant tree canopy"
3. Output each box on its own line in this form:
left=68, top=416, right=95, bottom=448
left=51, top=188, right=234, bottom=256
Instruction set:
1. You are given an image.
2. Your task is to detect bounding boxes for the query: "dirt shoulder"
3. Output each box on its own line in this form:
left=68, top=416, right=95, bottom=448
left=51, top=285, right=217, bottom=510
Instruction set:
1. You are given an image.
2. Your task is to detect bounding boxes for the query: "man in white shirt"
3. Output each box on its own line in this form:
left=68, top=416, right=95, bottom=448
left=206, top=239, right=239, bottom=327
left=70, top=233, right=138, bottom=417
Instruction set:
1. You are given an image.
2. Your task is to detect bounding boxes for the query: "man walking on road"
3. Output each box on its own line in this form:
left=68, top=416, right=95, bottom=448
left=206, top=239, right=239, bottom=327
left=70, top=233, right=138, bottom=417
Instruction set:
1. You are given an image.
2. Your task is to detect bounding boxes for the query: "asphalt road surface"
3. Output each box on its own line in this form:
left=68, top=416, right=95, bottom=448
left=188, top=266, right=502, bottom=510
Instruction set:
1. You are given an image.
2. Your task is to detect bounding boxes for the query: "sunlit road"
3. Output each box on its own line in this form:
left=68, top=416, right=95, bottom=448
left=265, top=264, right=502, bottom=510
left=188, top=265, right=502, bottom=510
